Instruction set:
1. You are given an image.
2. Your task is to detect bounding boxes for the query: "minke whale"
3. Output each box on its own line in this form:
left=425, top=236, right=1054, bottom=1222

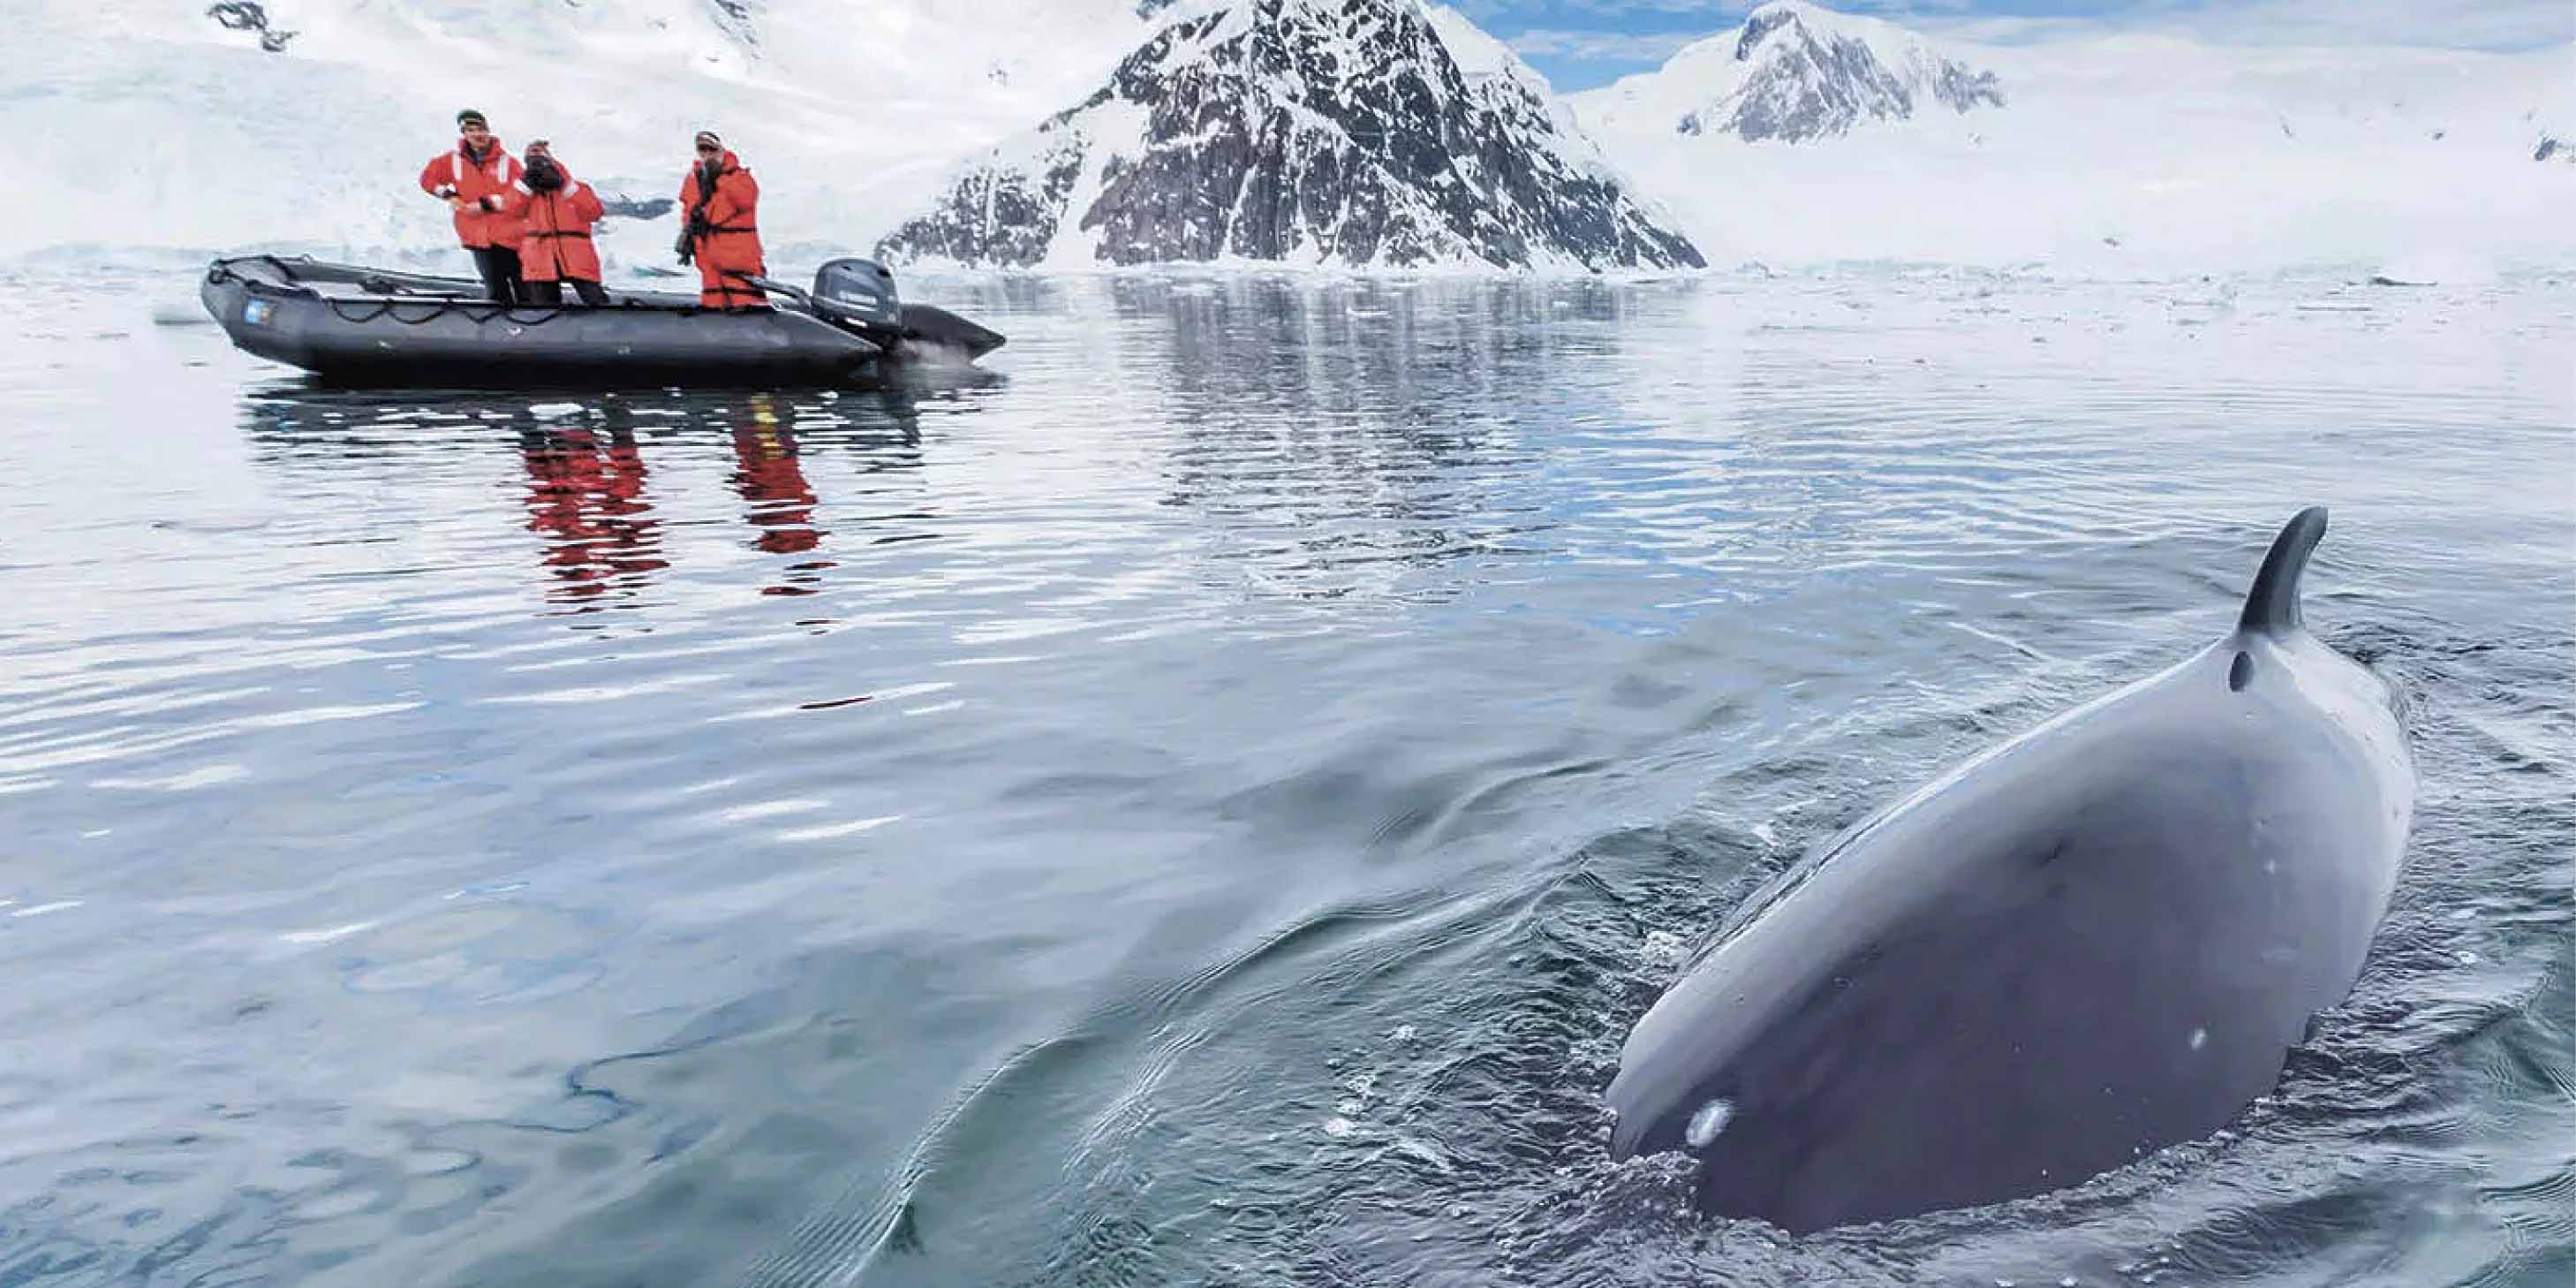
left=1605, top=507, right=2414, bottom=1233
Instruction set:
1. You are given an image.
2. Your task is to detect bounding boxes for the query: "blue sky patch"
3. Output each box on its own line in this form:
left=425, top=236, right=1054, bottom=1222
left=1470, top=0, right=2576, bottom=91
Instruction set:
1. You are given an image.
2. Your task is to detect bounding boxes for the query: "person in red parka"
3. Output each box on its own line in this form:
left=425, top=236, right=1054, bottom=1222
left=510, top=140, right=609, bottom=307
left=418, top=109, right=525, bottom=303
left=676, top=131, right=767, bottom=310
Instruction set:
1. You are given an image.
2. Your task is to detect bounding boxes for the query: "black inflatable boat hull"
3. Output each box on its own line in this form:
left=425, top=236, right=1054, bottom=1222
left=200, top=256, right=1000, bottom=388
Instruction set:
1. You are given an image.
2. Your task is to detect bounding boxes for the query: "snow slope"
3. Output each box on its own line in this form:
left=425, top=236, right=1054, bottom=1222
left=1571, top=2, right=2576, bottom=275
left=15, top=0, right=1150, bottom=270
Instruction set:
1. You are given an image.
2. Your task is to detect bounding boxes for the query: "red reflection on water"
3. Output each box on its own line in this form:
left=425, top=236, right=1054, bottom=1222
left=520, top=426, right=669, bottom=604
left=730, top=397, right=836, bottom=596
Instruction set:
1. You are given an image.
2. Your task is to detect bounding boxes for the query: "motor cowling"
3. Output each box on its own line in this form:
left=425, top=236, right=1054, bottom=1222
left=813, top=258, right=901, bottom=330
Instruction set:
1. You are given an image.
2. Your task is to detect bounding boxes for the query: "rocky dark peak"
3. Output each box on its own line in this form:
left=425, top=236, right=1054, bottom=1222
left=1736, top=4, right=1798, bottom=60
left=877, top=0, right=1702, bottom=271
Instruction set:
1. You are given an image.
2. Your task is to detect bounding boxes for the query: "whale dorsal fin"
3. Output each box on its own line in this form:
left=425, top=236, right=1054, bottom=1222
left=2240, top=506, right=2328, bottom=636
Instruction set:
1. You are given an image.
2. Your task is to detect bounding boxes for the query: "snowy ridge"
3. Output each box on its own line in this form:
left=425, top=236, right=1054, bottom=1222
left=1572, top=0, right=2002, bottom=144
left=873, top=0, right=1703, bottom=272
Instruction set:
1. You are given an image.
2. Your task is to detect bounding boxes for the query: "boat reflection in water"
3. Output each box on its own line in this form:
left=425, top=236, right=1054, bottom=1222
left=238, top=385, right=951, bottom=613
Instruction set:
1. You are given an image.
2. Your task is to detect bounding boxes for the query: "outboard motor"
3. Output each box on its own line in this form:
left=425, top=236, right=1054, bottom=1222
left=812, top=258, right=901, bottom=332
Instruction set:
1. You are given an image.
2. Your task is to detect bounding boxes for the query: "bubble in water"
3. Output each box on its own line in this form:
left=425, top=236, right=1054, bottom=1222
left=1323, top=1118, right=1355, bottom=1138
left=2189, top=1027, right=2208, bottom=1050
left=1686, top=1098, right=1734, bottom=1148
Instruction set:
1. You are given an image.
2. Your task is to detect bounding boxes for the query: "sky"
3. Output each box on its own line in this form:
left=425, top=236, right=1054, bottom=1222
left=1483, top=0, right=2576, bottom=92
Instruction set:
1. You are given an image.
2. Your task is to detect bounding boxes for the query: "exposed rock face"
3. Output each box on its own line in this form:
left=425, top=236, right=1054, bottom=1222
left=208, top=2, right=297, bottom=53
left=874, top=0, right=1703, bottom=270
left=704, top=0, right=760, bottom=49
left=596, top=193, right=676, bottom=221
left=1690, top=2, right=2000, bottom=140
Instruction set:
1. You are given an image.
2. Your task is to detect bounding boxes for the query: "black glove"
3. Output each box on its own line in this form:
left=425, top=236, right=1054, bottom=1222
left=674, top=224, right=695, bottom=266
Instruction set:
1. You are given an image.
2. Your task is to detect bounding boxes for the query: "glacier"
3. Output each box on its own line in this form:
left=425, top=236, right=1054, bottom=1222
left=15, top=0, right=1152, bottom=272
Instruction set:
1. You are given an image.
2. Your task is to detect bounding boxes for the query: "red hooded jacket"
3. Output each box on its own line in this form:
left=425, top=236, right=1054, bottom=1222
left=510, top=165, right=607, bottom=284
left=419, top=138, right=525, bottom=249
left=680, top=149, right=766, bottom=308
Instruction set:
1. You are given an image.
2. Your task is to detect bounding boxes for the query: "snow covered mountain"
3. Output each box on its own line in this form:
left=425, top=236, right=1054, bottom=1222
left=873, top=0, right=1703, bottom=271
left=1572, top=0, right=2002, bottom=144
left=1567, top=2, right=2576, bottom=275
left=12, top=0, right=2571, bottom=276
left=17, top=0, right=1151, bottom=266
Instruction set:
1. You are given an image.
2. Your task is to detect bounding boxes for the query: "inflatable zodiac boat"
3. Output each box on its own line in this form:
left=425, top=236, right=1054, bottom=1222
left=200, top=254, right=1003, bottom=387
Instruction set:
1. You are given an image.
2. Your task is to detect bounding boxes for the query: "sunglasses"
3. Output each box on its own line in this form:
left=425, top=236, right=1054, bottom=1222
left=695, top=143, right=720, bottom=154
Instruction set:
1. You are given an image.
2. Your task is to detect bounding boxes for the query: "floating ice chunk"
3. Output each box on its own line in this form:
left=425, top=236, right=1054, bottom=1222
left=1322, top=1117, right=1355, bottom=1138
left=2189, top=1027, right=2208, bottom=1050
left=281, top=921, right=378, bottom=944
left=1641, top=929, right=1690, bottom=967
left=1686, top=1097, right=1734, bottom=1148
left=530, top=402, right=586, bottom=420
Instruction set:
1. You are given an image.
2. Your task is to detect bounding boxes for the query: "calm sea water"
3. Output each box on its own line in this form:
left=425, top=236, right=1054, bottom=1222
left=0, top=262, right=2569, bottom=1287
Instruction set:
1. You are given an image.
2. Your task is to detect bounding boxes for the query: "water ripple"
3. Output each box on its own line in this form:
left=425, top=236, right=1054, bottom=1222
left=0, top=269, right=2567, bottom=1287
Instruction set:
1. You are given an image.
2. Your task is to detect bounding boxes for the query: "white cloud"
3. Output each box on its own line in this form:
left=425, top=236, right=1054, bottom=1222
left=1506, top=27, right=1710, bottom=61
left=1552, top=0, right=1741, bottom=13
left=1914, top=0, right=2572, bottom=49
left=1507, top=0, right=2570, bottom=52
left=2157, top=0, right=2572, bottom=49
left=1504, top=0, right=2572, bottom=76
